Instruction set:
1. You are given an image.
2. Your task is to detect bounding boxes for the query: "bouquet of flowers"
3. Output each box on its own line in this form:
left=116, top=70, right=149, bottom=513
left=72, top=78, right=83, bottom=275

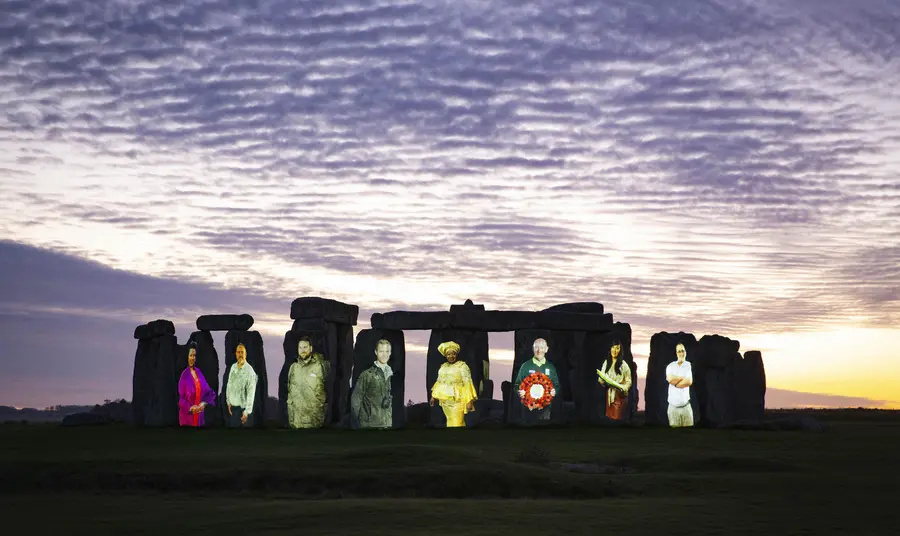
left=519, top=372, right=555, bottom=410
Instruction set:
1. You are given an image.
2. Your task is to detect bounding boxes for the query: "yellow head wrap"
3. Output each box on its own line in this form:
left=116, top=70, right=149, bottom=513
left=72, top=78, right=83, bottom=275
left=437, top=341, right=461, bottom=357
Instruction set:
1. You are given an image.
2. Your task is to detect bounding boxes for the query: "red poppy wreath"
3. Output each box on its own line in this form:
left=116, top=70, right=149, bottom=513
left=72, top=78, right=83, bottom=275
left=519, top=372, right=555, bottom=410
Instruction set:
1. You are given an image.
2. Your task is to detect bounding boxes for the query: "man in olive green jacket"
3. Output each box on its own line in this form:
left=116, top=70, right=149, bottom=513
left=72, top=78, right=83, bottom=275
left=350, top=339, right=393, bottom=429
left=287, top=337, right=330, bottom=429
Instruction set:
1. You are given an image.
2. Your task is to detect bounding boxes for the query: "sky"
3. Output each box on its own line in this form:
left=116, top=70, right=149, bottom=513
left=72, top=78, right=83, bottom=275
left=1, top=0, right=898, bottom=410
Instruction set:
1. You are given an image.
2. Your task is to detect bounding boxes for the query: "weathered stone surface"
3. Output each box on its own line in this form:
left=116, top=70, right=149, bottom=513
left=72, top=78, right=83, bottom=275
left=693, top=334, right=740, bottom=427
left=480, top=379, right=494, bottom=400
left=645, top=332, right=700, bottom=427
left=350, top=329, right=406, bottom=429
left=475, top=399, right=505, bottom=424
left=371, top=310, right=614, bottom=331
left=426, top=329, right=488, bottom=427
left=507, top=329, right=573, bottom=426
left=696, top=334, right=740, bottom=367
left=172, top=331, right=221, bottom=427
left=196, top=314, right=254, bottom=332
left=542, top=302, right=604, bottom=315
left=290, top=297, right=359, bottom=325
left=372, top=312, right=451, bottom=330
left=133, top=319, right=175, bottom=340
left=291, top=317, right=330, bottom=333
left=132, top=341, right=150, bottom=426
left=500, top=380, right=511, bottom=423
left=449, top=299, right=485, bottom=312
left=735, top=350, right=766, bottom=422
left=153, top=335, right=178, bottom=427
left=335, top=324, right=355, bottom=422
left=222, top=330, right=268, bottom=428
left=132, top=333, right=179, bottom=427
left=280, top=323, right=337, bottom=428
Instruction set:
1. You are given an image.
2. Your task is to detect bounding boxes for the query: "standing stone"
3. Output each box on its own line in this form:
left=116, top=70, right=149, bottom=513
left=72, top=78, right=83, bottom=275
left=542, top=302, right=604, bottom=314
left=735, top=350, right=766, bottom=422
left=154, top=334, right=178, bottom=426
left=290, top=297, right=359, bottom=325
left=133, top=319, right=175, bottom=340
left=335, top=324, right=356, bottom=422
left=280, top=319, right=337, bottom=428
left=646, top=332, right=700, bottom=427
left=222, top=330, right=267, bottom=428
left=530, top=303, right=616, bottom=426
left=426, top=329, right=488, bottom=428
left=350, top=329, right=406, bottom=429
left=196, top=314, right=254, bottom=332
left=500, top=380, right=511, bottom=423
left=131, top=321, right=179, bottom=427
left=508, top=329, right=572, bottom=426
left=480, top=378, right=494, bottom=400
left=694, top=334, right=740, bottom=427
left=132, top=339, right=152, bottom=427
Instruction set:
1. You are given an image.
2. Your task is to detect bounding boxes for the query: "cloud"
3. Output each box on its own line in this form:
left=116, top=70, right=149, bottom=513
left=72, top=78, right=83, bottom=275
left=0, top=240, right=282, bottom=318
left=0, top=0, right=899, bottom=404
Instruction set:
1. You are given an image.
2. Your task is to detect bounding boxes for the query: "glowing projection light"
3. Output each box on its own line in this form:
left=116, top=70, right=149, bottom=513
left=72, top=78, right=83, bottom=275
left=519, top=371, right=555, bottom=411
left=665, top=342, right=694, bottom=428
left=350, top=338, right=393, bottom=430
left=286, top=336, right=330, bottom=429
left=511, top=337, right=560, bottom=425
left=224, top=342, right=259, bottom=428
left=430, top=340, right=478, bottom=428
left=596, top=339, right=633, bottom=422
left=177, top=342, right=216, bottom=427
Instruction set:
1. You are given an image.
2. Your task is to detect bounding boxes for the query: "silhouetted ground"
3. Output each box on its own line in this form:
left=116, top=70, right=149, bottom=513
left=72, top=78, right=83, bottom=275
left=0, top=409, right=897, bottom=534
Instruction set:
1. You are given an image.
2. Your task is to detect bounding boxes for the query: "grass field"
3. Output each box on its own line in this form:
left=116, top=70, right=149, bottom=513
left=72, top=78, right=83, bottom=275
left=1, top=410, right=898, bottom=535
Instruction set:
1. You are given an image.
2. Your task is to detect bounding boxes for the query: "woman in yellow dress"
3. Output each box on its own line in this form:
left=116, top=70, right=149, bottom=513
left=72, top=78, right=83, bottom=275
left=429, top=341, right=478, bottom=427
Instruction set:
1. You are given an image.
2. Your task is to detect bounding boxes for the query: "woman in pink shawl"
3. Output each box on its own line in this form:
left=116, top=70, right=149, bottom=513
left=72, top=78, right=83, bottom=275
left=178, top=342, right=216, bottom=427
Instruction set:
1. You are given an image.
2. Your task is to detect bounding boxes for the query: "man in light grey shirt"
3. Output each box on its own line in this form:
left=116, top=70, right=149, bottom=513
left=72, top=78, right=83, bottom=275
left=226, top=343, right=258, bottom=427
left=666, top=343, right=693, bottom=427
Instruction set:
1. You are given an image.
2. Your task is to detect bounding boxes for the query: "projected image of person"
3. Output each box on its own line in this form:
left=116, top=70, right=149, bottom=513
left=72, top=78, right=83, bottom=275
left=226, top=343, right=258, bottom=427
left=430, top=341, right=477, bottom=428
left=178, top=342, right=216, bottom=427
left=666, top=343, right=694, bottom=427
left=514, top=338, right=559, bottom=423
left=596, top=340, right=632, bottom=421
left=350, top=338, right=393, bottom=429
left=287, top=337, right=330, bottom=429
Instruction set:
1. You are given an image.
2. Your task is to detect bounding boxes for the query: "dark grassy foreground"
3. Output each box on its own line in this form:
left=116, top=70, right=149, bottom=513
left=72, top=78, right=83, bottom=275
left=1, top=410, right=898, bottom=535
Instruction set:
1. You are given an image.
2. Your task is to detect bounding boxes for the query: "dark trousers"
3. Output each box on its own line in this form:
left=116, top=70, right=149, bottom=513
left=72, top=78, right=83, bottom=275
left=226, top=406, right=255, bottom=428
left=519, top=404, right=552, bottom=426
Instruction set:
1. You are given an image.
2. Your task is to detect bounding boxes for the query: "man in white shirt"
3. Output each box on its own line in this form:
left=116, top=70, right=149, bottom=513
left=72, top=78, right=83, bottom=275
left=226, top=343, right=258, bottom=427
left=665, top=343, right=694, bottom=427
